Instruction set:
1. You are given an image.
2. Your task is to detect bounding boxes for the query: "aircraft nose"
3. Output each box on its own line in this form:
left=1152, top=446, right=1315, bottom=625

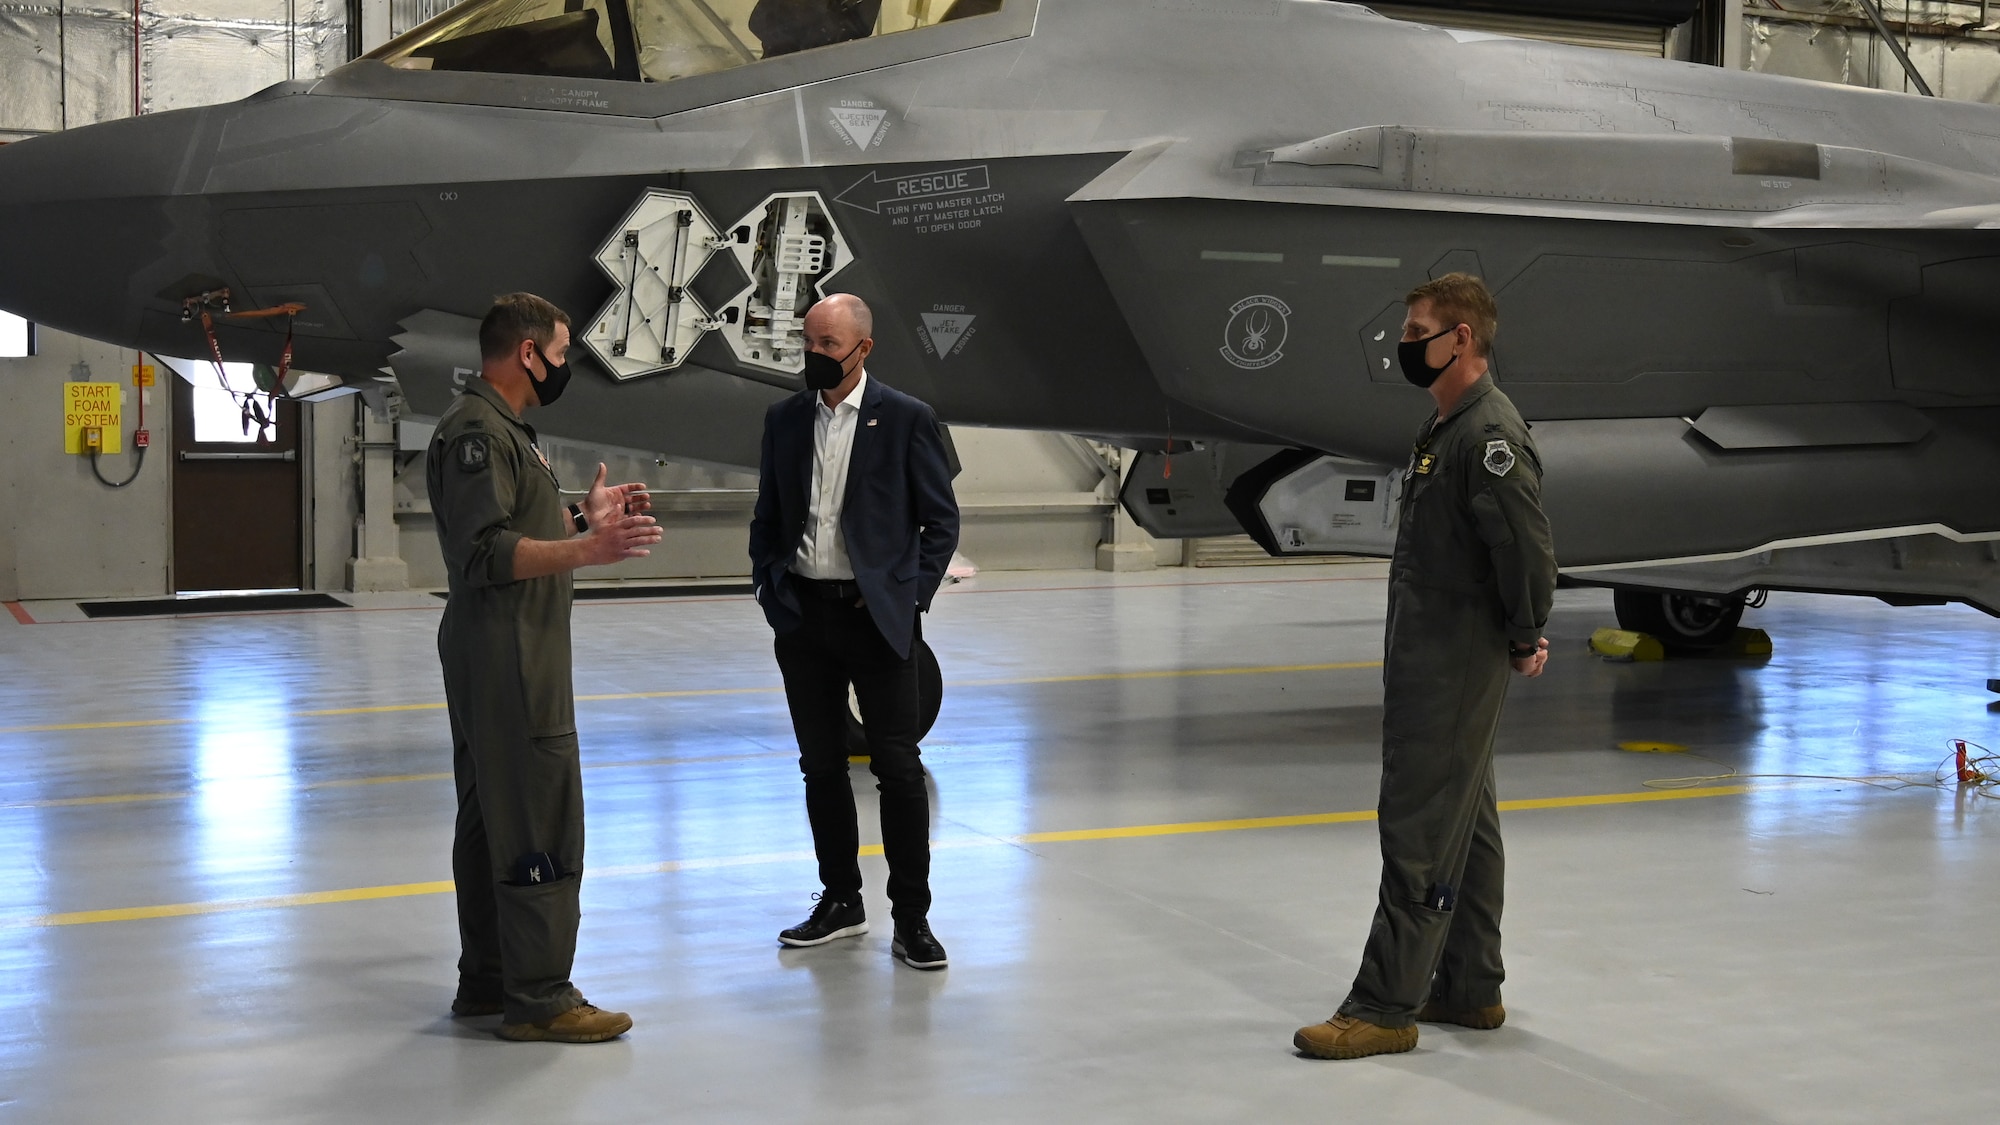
left=0, top=111, right=202, bottom=339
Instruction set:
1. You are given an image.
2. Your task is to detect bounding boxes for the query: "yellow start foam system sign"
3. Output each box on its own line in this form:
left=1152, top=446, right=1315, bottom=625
left=64, top=382, right=122, bottom=454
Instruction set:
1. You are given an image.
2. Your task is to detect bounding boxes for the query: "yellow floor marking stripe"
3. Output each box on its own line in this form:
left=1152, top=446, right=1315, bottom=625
left=1018, top=809, right=1379, bottom=843
left=304, top=772, right=452, bottom=790
left=0, top=661, right=1382, bottom=737
left=295, top=702, right=451, bottom=717
left=573, top=686, right=787, bottom=704
left=13, top=784, right=1754, bottom=928
left=955, top=661, right=1381, bottom=688
left=1499, top=785, right=1749, bottom=810
left=33, top=880, right=458, bottom=928
left=1008, top=785, right=1751, bottom=844
left=18, top=791, right=194, bottom=808
left=2, top=751, right=811, bottom=809
left=3, top=718, right=194, bottom=733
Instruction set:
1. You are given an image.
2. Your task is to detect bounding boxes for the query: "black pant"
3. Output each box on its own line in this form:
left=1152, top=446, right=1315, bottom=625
left=774, top=592, right=931, bottom=922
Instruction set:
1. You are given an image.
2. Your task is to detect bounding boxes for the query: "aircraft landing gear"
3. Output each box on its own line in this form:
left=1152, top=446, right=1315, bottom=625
left=1612, top=589, right=1748, bottom=654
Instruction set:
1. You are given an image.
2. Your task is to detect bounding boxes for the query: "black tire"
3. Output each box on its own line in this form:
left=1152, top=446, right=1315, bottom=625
left=844, top=637, right=944, bottom=757
left=1612, top=588, right=1746, bottom=653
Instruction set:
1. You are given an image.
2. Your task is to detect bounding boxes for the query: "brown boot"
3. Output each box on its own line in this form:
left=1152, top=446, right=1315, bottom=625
left=1293, top=1014, right=1417, bottom=1059
left=497, top=1002, right=633, bottom=1043
left=1416, top=1001, right=1506, bottom=1030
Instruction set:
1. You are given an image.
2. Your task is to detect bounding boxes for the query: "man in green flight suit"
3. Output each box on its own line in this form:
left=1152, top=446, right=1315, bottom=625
left=1295, top=273, right=1557, bottom=1060
left=428, top=292, right=662, bottom=1043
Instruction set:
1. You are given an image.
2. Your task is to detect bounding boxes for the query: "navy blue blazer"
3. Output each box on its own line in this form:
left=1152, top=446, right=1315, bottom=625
left=748, top=376, right=960, bottom=659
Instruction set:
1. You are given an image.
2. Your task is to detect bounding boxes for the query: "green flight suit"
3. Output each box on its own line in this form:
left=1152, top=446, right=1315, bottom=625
left=426, top=376, right=586, bottom=1024
left=1338, top=373, right=1556, bottom=1029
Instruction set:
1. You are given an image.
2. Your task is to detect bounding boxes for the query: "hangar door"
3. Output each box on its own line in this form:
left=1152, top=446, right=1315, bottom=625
left=171, top=369, right=304, bottom=592
left=1371, top=4, right=1676, bottom=56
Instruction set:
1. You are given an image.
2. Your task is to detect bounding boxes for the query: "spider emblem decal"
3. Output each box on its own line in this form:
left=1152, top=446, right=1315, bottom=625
left=1220, top=295, right=1292, bottom=370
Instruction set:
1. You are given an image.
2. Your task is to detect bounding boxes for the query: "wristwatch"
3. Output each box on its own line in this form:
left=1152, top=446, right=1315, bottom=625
left=568, top=503, right=588, bottom=533
left=1508, top=642, right=1538, bottom=660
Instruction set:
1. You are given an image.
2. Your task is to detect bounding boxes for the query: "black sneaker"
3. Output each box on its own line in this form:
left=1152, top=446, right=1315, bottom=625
left=891, top=920, right=948, bottom=970
left=778, top=894, right=868, bottom=947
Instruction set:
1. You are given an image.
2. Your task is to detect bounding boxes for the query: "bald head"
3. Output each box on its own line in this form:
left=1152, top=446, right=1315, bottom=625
left=806, top=293, right=873, bottom=341
left=801, top=293, right=875, bottom=403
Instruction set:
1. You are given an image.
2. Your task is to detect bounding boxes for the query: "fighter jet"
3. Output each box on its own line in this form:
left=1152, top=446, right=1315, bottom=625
left=2, top=0, right=1998, bottom=653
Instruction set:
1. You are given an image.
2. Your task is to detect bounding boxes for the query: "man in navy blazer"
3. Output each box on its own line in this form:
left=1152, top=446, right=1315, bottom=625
left=749, top=293, right=960, bottom=970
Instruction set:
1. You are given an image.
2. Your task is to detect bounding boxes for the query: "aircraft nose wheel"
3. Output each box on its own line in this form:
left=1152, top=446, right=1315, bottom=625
left=1612, top=589, right=1747, bottom=654
left=845, top=638, right=944, bottom=757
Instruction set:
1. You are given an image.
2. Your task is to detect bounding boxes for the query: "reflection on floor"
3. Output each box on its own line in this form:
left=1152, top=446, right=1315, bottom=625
left=2, top=566, right=1997, bottom=1123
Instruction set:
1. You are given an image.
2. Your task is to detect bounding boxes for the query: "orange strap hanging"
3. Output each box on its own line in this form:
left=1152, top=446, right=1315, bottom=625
left=183, top=289, right=305, bottom=440
left=224, top=301, right=304, bottom=392
left=183, top=288, right=306, bottom=406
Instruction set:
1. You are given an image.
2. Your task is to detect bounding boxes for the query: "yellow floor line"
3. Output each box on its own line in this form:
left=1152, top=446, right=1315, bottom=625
left=7, top=718, right=194, bottom=733
left=13, top=783, right=1749, bottom=929
left=2, top=751, right=803, bottom=810
left=20, top=791, right=195, bottom=808
left=0, top=661, right=1380, bottom=737
left=304, top=772, right=453, bottom=790
left=36, top=880, right=458, bottom=927
left=1017, top=809, right=1379, bottom=843
left=953, top=661, right=1382, bottom=688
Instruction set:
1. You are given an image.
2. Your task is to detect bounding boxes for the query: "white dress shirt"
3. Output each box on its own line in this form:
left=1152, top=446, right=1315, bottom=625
left=793, top=371, right=867, bottom=581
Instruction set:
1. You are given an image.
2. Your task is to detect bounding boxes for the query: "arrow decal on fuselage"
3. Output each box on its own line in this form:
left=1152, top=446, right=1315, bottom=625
left=835, top=165, right=993, bottom=214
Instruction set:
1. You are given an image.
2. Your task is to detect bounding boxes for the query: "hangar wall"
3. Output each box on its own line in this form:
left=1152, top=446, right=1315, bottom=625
left=0, top=0, right=348, bottom=142
left=0, top=334, right=172, bottom=601
left=1738, top=0, right=2000, bottom=101
left=1398, top=0, right=2000, bottom=99
left=0, top=329, right=1157, bottom=602
left=0, top=325, right=376, bottom=601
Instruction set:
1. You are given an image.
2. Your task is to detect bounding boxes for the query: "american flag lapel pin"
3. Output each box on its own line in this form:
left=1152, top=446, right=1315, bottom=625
left=866, top=418, right=879, bottom=427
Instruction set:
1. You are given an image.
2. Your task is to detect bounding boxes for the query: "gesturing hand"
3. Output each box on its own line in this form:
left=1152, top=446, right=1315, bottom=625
left=579, top=510, right=663, bottom=566
left=582, top=462, right=653, bottom=530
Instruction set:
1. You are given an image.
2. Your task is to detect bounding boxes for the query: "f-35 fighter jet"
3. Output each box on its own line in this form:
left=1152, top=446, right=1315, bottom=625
left=2, top=0, right=1998, bottom=646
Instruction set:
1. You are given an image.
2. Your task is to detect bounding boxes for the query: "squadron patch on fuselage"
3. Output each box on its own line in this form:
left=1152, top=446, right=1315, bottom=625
left=1482, top=439, right=1516, bottom=477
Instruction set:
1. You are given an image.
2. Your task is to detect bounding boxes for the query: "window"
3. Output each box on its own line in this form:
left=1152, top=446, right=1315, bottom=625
left=366, top=0, right=1003, bottom=83
left=186, top=362, right=278, bottom=444
left=0, top=312, right=34, bottom=358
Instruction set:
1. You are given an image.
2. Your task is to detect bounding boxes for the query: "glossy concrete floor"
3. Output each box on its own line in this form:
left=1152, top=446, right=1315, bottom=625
left=4, top=565, right=2000, bottom=1124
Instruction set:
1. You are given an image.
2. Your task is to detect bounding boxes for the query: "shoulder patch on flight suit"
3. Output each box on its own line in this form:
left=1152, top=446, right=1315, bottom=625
left=1413, top=453, right=1437, bottom=475
left=1482, top=439, right=1516, bottom=477
left=456, top=435, right=491, bottom=472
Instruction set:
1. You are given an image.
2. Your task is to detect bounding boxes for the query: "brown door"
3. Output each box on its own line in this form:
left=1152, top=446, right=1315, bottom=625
left=172, top=371, right=303, bottom=592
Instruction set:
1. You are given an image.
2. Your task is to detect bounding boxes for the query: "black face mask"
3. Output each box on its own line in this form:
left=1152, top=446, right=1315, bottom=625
left=529, top=341, right=571, bottom=406
left=1396, top=327, right=1459, bottom=389
left=802, top=339, right=864, bottom=392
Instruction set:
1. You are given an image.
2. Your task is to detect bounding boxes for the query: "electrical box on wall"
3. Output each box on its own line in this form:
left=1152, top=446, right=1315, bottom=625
left=63, top=381, right=122, bottom=454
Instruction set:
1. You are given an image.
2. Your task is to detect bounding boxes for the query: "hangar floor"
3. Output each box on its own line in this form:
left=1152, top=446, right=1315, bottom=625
left=3, top=565, right=1998, bottom=1124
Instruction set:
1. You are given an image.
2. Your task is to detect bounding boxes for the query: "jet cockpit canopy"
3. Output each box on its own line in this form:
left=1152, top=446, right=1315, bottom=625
left=361, top=0, right=1005, bottom=84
